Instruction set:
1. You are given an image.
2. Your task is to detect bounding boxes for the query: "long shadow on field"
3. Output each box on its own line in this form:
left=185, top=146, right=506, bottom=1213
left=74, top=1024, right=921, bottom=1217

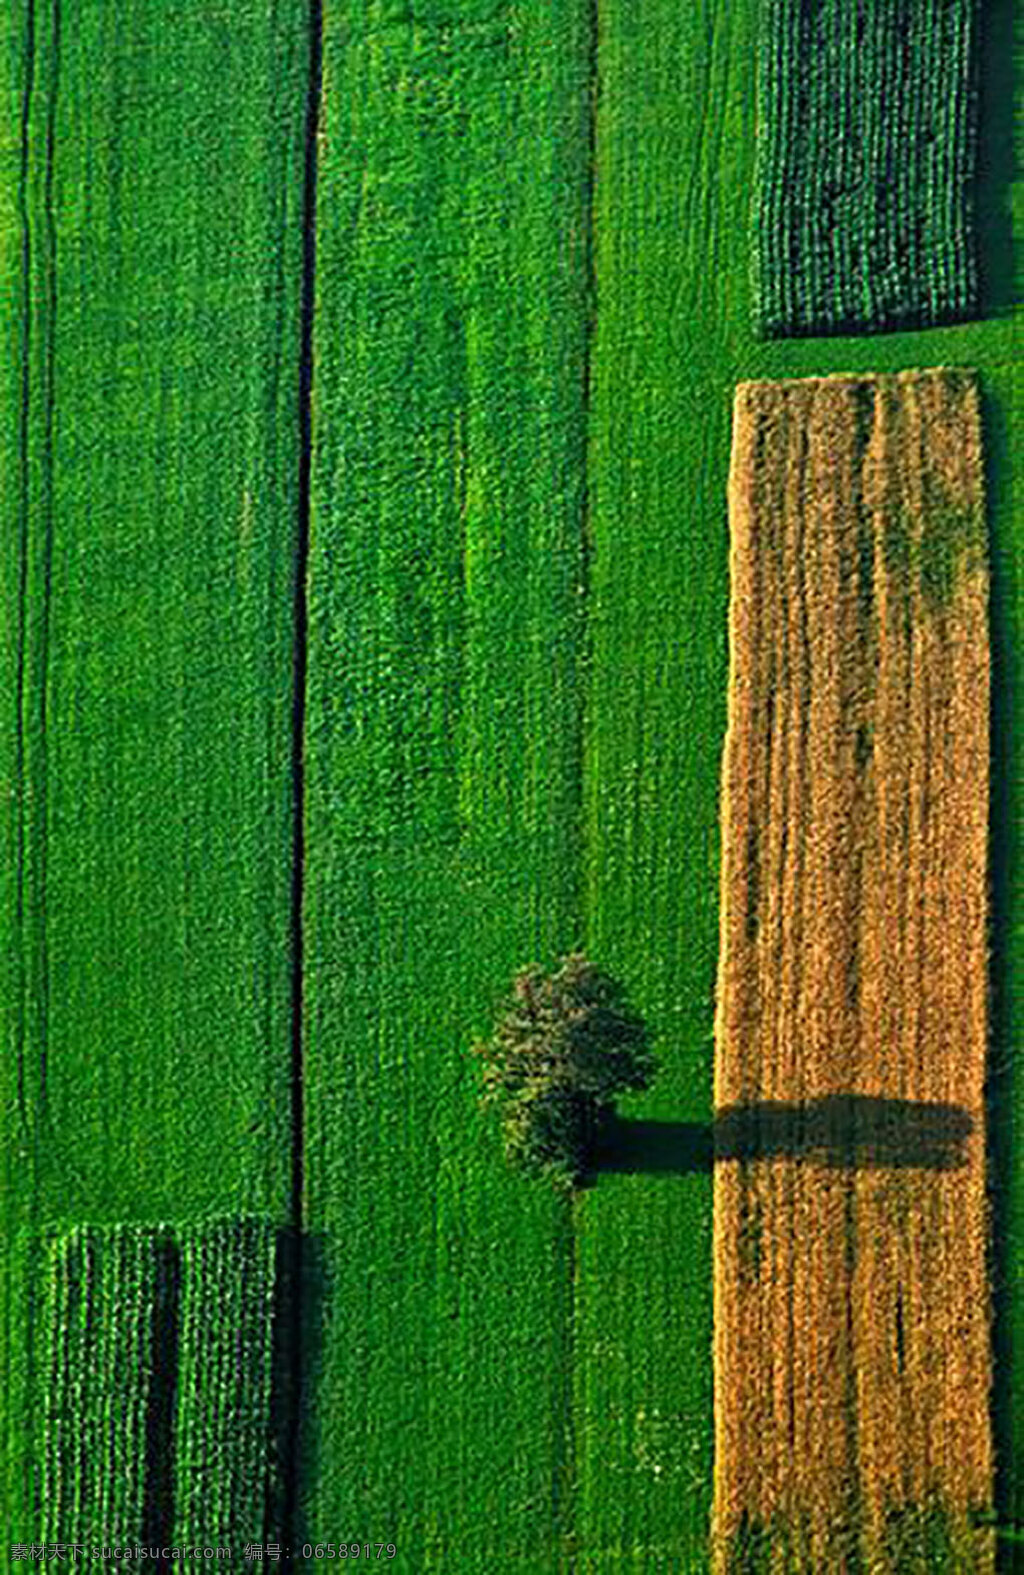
left=976, top=0, right=1020, bottom=316
left=591, top=1095, right=973, bottom=1178
left=984, top=380, right=1019, bottom=1570
left=271, top=1229, right=327, bottom=1572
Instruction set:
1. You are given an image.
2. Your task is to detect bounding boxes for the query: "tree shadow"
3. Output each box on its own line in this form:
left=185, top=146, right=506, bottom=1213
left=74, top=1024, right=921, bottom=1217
left=589, top=1095, right=974, bottom=1180
left=976, top=0, right=1020, bottom=315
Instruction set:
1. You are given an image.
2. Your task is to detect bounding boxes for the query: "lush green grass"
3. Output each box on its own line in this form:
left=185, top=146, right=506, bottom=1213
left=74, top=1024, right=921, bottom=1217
left=0, top=1, right=307, bottom=1549
left=301, top=2, right=591, bottom=1565
left=990, top=357, right=1024, bottom=1574
left=752, top=0, right=979, bottom=337
left=0, top=0, right=1019, bottom=1570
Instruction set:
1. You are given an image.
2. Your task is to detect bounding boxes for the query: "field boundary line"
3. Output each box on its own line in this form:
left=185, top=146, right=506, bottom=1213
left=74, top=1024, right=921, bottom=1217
left=284, top=1, right=324, bottom=1568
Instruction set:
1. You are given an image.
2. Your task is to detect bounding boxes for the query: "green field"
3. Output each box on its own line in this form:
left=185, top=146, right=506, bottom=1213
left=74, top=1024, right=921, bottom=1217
left=36, top=1219, right=279, bottom=1558
left=303, top=0, right=1024, bottom=1569
left=301, top=1, right=591, bottom=1562
left=0, top=0, right=306, bottom=1554
left=38, top=1226, right=166, bottom=1557
left=0, top=0, right=1021, bottom=1569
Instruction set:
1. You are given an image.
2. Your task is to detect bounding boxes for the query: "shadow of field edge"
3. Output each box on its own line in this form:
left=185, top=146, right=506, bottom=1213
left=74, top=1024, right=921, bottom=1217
left=141, top=1236, right=181, bottom=1571
left=272, top=1228, right=327, bottom=1574
left=975, top=0, right=1018, bottom=316
left=983, top=376, right=1020, bottom=1571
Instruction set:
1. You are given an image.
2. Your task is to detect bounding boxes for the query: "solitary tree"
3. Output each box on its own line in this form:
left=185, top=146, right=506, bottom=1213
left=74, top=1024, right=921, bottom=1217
left=473, top=952, right=654, bottom=1189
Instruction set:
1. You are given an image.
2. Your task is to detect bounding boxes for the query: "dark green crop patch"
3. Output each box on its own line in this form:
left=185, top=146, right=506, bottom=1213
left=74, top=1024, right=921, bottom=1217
left=36, top=1219, right=280, bottom=1558
left=752, top=0, right=979, bottom=337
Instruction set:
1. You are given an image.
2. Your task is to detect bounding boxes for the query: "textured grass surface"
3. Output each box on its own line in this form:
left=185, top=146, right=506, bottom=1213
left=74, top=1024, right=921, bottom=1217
left=0, top=1, right=306, bottom=1548
left=753, top=0, right=979, bottom=337
left=299, top=0, right=1024, bottom=1570
left=0, top=0, right=1018, bottom=1570
left=301, top=2, right=591, bottom=1566
left=715, top=371, right=992, bottom=1573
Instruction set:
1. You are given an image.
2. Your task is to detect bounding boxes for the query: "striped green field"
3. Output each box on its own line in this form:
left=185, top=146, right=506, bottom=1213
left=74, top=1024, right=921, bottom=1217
left=753, top=0, right=979, bottom=337
left=300, top=0, right=591, bottom=1563
left=302, top=0, right=1024, bottom=1571
left=38, top=1226, right=166, bottom=1560
left=0, top=0, right=306, bottom=1553
left=0, top=1, right=1020, bottom=1571
left=174, top=1219, right=280, bottom=1552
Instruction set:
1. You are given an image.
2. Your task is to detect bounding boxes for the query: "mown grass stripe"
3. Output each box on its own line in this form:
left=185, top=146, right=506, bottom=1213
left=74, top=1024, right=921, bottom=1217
left=174, top=1230, right=206, bottom=1539
left=752, top=0, right=979, bottom=337
left=97, top=1233, right=117, bottom=1548
left=39, top=1233, right=66, bottom=1529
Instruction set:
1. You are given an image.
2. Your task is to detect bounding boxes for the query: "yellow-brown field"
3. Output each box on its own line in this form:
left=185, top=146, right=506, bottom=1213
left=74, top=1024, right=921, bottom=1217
left=714, top=370, right=992, bottom=1573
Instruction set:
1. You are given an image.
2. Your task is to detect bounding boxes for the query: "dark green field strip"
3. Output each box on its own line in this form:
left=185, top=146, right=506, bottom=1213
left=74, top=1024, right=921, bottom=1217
left=174, top=1219, right=279, bottom=1551
left=753, top=0, right=978, bottom=337
left=34, top=1218, right=280, bottom=1560
left=666, top=4, right=1022, bottom=382
left=38, top=1226, right=167, bottom=1562
left=0, top=0, right=308, bottom=1550
left=302, top=0, right=591, bottom=1565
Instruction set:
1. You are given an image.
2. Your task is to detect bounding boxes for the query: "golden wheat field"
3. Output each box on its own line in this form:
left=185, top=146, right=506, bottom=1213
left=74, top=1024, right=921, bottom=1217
left=714, top=369, right=992, bottom=1573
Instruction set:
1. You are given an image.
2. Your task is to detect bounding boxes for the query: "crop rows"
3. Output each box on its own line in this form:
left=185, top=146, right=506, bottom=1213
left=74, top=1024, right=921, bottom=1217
left=174, top=1219, right=279, bottom=1551
left=714, top=371, right=992, bottom=1572
left=39, top=1226, right=166, bottom=1565
left=36, top=1219, right=279, bottom=1558
left=752, top=0, right=978, bottom=337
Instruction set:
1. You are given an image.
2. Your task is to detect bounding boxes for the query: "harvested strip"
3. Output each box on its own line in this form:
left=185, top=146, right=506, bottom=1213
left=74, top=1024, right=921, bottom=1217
left=714, top=370, right=992, bottom=1572
left=173, top=1218, right=279, bottom=1550
left=752, top=1, right=978, bottom=337
left=38, top=1225, right=174, bottom=1567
